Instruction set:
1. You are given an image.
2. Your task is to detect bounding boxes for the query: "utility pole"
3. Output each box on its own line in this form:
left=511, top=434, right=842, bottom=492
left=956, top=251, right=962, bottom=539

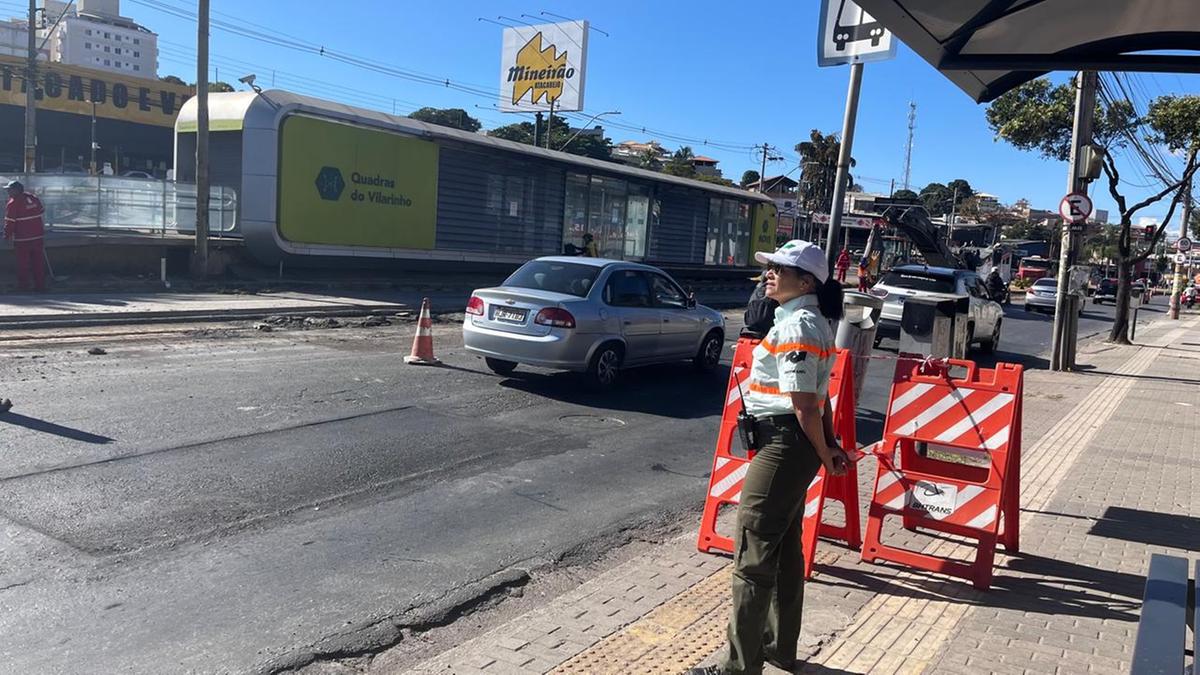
left=1050, top=71, right=1096, bottom=371
left=1170, top=178, right=1193, bottom=320
left=759, top=142, right=769, bottom=192
left=545, top=98, right=555, bottom=150
left=23, top=0, right=37, bottom=172
left=193, top=0, right=210, bottom=278
left=947, top=187, right=959, bottom=247
left=825, top=61, right=864, bottom=268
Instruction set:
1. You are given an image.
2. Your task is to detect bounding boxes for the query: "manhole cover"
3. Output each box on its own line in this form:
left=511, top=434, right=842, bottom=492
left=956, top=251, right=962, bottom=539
left=558, top=414, right=626, bottom=428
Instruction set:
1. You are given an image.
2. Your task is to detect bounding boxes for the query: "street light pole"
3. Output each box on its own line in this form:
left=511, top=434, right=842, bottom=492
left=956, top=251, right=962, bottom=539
left=193, top=0, right=210, bottom=277
left=23, top=0, right=37, bottom=173
left=559, top=110, right=619, bottom=151
left=89, top=100, right=96, bottom=174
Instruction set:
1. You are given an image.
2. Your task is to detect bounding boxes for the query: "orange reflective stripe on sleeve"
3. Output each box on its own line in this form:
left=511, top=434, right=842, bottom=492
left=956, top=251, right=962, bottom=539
left=748, top=382, right=783, bottom=396
left=760, top=340, right=834, bottom=358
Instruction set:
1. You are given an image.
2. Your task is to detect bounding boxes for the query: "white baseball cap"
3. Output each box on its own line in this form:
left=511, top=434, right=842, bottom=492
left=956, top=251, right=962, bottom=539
left=754, top=239, right=829, bottom=284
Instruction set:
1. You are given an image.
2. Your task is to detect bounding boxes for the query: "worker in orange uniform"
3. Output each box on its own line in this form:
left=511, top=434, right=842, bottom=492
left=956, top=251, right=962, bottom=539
left=4, top=180, right=47, bottom=292
left=835, top=246, right=851, bottom=283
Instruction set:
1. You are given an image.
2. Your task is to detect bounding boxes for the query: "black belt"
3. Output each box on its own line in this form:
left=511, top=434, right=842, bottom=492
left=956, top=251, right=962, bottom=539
left=756, top=414, right=799, bottom=429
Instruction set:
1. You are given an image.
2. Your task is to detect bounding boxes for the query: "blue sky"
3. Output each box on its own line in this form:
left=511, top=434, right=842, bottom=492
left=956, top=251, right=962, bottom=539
left=20, top=0, right=1196, bottom=224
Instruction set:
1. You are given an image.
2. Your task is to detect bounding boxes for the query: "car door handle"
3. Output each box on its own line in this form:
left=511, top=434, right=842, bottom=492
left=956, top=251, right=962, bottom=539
left=623, top=321, right=632, bottom=325
left=663, top=318, right=671, bottom=323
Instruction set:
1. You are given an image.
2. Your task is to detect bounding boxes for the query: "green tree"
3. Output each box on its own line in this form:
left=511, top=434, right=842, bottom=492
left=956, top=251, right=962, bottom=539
left=159, top=75, right=187, bottom=86
left=986, top=77, right=1198, bottom=343
left=208, top=81, right=235, bottom=93
left=408, top=107, right=482, bottom=132
left=1189, top=205, right=1200, bottom=240
left=947, top=178, right=975, bottom=202
left=663, top=146, right=697, bottom=178
left=986, top=77, right=1136, bottom=161
left=795, top=130, right=853, bottom=213
left=694, top=173, right=737, bottom=188
left=892, top=188, right=920, bottom=201
left=740, top=170, right=760, bottom=187
left=487, top=121, right=536, bottom=144
left=919, top=182, right=952, bottom=214
left=636, top=146, right=662, bottom=171
left=486, top=117, right=613, bottom=161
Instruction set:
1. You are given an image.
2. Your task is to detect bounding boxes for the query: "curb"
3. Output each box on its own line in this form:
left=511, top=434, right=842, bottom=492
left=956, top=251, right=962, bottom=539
left=0, top=303, right=417, bottom=330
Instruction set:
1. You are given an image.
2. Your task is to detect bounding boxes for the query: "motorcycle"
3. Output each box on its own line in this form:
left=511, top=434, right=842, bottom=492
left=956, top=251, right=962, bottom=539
left=987, top=281, right=1011, bottom=305
left=1184, top=286, right=1198, bottom=309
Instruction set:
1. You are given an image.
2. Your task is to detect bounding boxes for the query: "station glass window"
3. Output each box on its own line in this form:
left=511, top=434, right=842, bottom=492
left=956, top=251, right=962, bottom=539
left=705, top=198, right=751, bottom=266
left=562, top=172, right=589, bottom=253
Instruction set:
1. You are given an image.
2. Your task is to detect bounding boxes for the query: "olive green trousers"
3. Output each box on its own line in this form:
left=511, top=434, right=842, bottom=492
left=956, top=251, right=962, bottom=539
left=722, top=416, right=823, bottom=675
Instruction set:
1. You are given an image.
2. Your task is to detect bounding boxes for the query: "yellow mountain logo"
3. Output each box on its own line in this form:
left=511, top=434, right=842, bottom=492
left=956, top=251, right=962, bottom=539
left=506, top=32, right=573, bottom=106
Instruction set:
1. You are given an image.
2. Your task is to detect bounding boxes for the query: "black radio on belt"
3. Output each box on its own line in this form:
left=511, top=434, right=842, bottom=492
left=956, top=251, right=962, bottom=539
left=734, top=377, right=759, bottom=452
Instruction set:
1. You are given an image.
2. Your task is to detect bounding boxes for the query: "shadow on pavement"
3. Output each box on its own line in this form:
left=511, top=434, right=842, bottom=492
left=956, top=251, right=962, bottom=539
left=0, top=412, right=114, bottom=444
left=816, top=548, right=1142, bottom=624
left=1088, top=506, right=1200, bottom=551
left=497, top=363, right=729, bottom=420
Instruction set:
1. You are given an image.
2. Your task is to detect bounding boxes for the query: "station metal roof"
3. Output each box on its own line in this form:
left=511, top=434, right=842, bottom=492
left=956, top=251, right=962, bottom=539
left=853, top=0, right=1200, bottom=102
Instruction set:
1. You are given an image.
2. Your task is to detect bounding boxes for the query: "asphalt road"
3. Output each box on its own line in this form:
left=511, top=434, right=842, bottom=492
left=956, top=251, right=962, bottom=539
left=0, top=296, right=1164, bottom=673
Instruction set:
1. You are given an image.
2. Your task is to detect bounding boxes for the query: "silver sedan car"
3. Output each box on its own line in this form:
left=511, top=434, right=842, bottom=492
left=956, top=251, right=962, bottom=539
left=463, top=257, right=726, bottom=387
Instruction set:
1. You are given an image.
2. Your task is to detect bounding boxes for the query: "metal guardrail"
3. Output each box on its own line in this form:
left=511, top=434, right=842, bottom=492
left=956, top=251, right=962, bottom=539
left=0, top=174, right=238, bottom=237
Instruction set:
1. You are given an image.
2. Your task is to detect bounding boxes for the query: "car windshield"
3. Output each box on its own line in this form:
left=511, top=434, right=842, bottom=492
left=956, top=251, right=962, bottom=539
left=1033, top=279, right=1057, bottom=288
left=503, top=260, right=601, bottom=298
left=880, top=270, right=956, bottom=294
left=1021, top=258, right=1052, bottom=270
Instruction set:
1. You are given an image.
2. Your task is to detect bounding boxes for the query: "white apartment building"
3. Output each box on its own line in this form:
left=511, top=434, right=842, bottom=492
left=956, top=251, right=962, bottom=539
left=0, top=17, right=49, bottom=60
left=41, top=0, right=157, bottom=78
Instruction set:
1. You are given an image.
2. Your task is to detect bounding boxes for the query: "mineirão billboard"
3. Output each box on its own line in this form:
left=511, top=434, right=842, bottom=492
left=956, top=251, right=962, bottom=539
left=498, top=20, right=588, bottom=112
left=278, top=115, right=439, bottom=249
left=0, top=55, right=191, bottom=127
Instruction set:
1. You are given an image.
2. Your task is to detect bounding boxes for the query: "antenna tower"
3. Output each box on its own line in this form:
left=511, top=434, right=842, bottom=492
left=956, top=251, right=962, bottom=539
left=902, top=101, right=917, bottom=191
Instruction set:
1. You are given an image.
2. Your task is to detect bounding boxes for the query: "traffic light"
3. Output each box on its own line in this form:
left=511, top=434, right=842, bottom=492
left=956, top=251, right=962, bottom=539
left=1144, top=225, right=1156, bottom=241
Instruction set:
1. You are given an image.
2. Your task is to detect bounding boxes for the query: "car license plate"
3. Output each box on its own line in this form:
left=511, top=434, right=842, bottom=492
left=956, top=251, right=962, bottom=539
left=492, top=307, right=528, bottom=324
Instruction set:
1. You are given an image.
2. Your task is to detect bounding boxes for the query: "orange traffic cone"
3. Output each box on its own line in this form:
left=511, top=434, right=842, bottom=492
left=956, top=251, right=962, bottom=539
left=404, top=297, right=442, bottom=366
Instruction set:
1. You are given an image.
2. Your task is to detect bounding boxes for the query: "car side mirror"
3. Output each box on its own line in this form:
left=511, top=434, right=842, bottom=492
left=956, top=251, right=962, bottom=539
left=687, top=291, right=697, bottom=309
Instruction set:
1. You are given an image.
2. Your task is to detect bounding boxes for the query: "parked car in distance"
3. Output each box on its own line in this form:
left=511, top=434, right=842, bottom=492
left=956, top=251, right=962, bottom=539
left=1093, top=278, right=1118, bottom=304
left=1024, top=278, right=1085, bottom=314
left=462, top=257, right=725, bottom=388
left=870, top=264, right=1004, bottom=353
left=119, top=170, right=154, bottom=179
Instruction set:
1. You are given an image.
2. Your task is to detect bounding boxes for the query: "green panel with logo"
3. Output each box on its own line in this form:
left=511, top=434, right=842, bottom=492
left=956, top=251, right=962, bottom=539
left=751, top=201, right=778, bottom=257
left=278, top=115, right=439, bottom=249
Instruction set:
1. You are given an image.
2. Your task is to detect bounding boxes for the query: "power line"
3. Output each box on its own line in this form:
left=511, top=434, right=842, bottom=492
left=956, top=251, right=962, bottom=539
left=128, top=0, right=771, bottom=153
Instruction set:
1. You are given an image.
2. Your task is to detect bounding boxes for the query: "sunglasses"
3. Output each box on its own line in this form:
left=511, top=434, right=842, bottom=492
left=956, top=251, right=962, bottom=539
left=765, top=263, right=792, bottom=275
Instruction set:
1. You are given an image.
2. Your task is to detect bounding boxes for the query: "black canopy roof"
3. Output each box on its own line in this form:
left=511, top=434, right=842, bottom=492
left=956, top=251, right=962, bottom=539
left=853, top=0, right=1200, bottom=102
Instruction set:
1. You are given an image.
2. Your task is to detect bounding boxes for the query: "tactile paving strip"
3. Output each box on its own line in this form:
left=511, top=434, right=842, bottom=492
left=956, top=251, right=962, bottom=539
left=551, top=548, right=842, bottom=674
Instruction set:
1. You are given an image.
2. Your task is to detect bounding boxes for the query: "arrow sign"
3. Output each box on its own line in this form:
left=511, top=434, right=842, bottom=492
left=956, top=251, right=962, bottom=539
left=1059, top=192, right=1093, bottom=223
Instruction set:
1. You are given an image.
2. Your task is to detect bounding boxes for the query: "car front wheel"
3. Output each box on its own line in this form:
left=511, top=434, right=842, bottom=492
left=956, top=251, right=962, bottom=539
left=693, top=331, right=723, bottom=373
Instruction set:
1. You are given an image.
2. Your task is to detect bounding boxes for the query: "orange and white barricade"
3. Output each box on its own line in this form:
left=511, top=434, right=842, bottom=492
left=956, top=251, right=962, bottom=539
left=697, top=336, right=758, bottom=556
left=861, top=358, right=1023, bottom=590
left=698, top=338, right=863, bottom=580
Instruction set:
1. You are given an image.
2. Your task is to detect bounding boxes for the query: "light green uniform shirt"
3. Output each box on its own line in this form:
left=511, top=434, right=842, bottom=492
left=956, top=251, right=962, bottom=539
left=743, top=295, right=837, bottom=418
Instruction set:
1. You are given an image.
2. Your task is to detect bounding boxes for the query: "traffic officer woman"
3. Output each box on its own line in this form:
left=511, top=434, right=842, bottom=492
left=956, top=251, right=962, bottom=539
left=688, top=239, right=851, bottom=675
